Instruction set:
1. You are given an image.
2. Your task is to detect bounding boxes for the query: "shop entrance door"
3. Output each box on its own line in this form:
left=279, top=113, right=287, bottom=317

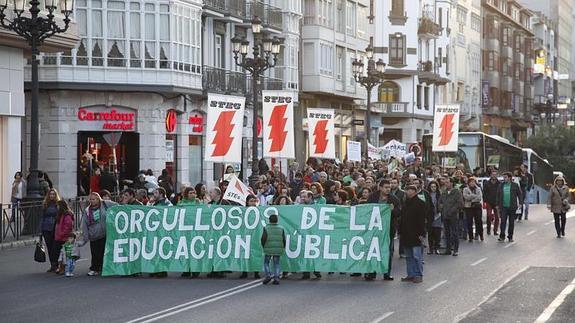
left=77, top=131, right=140, bottom=196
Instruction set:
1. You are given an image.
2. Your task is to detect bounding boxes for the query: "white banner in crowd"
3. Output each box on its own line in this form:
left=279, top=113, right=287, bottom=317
left=347, top=140, right=362, bottom=162
left=382, top=139, right=406, bottom=158
left=432, top=104, right=460, bottom=152
left=262, top=91, right=295, bottom=159
left=307, top=108, right=336, bottom=159
left=368, top=142, right=382, bottom=160
left=222, top=175, right=250, bottom=206
left=205, top=94, right=245, bottom=163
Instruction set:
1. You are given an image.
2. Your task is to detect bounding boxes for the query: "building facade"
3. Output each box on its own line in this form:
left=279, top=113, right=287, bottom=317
left=25, top=0, right=204, bottom=198
left=519, top=0, right=572, bottom=105
left=450, top=0, right=481, bottom=131
left=481, top=0, right=534, bottom=145
left=300, top=0, right=369, bottom=159
left=371, top=0, right=451, bottom=144
left=0, top=5, right=78, bottom=204
left=201, top=0, right=301, bottom=185
left=530, top=12, right=563, bottom=130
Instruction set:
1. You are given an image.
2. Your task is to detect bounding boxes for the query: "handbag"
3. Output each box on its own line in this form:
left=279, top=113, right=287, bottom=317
left=34, top=236, right=46, bottom=263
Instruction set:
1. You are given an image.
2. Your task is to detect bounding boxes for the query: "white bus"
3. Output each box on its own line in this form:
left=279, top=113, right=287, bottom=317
left=522, top=148, right=553, bottom=204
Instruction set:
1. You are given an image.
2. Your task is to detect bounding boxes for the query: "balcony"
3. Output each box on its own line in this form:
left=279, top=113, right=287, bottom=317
left=246, top=75, right=284, bottom=93
left=202, top=66, right=246, bottom=95
left=418, top=17, right=442, bottom=39
left=417, top=61, right=449, bottom=85
left=204, top=0, right=247, bottom=19
left=370, top=102, right=411, bottom=117
left=246, top=1, right=283, bottom=31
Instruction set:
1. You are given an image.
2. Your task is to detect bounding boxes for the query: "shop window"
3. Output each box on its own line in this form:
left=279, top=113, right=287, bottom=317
left=189, top=135, right=203, bottom=185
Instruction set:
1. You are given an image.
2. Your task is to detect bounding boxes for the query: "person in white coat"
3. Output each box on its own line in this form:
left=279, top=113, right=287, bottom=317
left=463, top=177, right=484, bottom=242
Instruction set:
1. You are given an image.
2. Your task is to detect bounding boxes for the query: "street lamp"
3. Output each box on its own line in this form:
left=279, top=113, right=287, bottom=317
left=0, top=0, right=74, bottom=198
left=353, top=45, right=386, bottom=159
left=231, top=16, right=282, bottom=189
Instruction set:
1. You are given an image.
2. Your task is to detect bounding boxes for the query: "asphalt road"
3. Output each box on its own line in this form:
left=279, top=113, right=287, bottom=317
left=1, top=205, right=574, bottom=323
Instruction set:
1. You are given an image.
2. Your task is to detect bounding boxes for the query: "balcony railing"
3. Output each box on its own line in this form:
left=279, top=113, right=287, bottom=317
left=246, top=1, right=283, bottom=30
left=246, top=75, right=284, bottom=94
left=202, top=66, right=246, bottom=94
left=370, top=102, right=409, bottom=116
left=418, top=17, right=442, bottom=37
left=204, top=0, right=247, bottom=17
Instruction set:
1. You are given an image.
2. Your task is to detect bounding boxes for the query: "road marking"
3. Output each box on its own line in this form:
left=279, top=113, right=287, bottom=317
left=370, top=311, right=394, bottom=323
left=454, top=266, right=529, bottom=322
left=527, top=230, right=536, bottom=236
left=470, top=257, right=487, bottom=266
left=504, top=241, right=517, bottom=248
left=76, top=259, right=87, bottom=263
left=535, top=277, right=575, bottom=322
left=125, top=279, right=262, bottom=323
left=426, top=280, right=447, bottom=292
left=545, top=220, right=554, bottom=226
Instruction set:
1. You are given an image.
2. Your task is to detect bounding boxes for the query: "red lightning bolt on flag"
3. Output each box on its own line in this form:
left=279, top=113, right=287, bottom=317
left=268, top=104, right=288, bottom=152
left=313, top=120, right=329, bottom=154
left=211, top=111, right=236, bottom=157
left=438, top=114, right=455, bottom=146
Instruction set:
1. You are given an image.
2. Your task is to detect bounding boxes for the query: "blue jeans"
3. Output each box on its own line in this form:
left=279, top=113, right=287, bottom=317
left=264, top=255, right=280, bottom=281
left=404, top=246, right=423, bottom=278
left=443, top=219, right=459, bottom=252
left=65, top=258, right=75, bottom=275
left=499, top=207, right=517, bottom=239
left=11, top=197, right=21, bottom=222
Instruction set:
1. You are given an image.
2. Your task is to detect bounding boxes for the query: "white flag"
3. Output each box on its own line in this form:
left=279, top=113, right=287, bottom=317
left=307, top=108, right=336, bottom=159
left=205, top=94, right=245, bottom=163
left=432, top=105, right=460, bottom=152
left=222, top=175, right=250, bottom=206
left=262, top=91, right=295, bottom=159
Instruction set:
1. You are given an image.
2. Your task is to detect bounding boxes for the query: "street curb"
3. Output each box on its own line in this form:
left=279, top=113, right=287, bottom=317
left=0, top=238, right=37, bottom=251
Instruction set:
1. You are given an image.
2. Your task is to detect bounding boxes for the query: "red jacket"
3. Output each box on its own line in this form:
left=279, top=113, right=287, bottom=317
left=90, top=175, right=100, bottom=193
left=55, top=212, right=74, bottom=242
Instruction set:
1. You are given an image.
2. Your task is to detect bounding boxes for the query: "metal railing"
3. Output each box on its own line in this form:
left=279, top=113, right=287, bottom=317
left=204, top=0, right=247, bottom=17
left=246, top=1, right=283, bottom=30
left=202, top=66, right=247, bottom=94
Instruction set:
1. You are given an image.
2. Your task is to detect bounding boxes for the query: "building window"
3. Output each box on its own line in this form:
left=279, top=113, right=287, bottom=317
left=357, top=3, right=368, bottom=39
left=346, top=1, right=356, bottom=36
left=484, top=50, right=498, bottom=71
left=514, top=33, right=523, bottom=52
left=336, top=46, right=344, bottom=81
left=389, top=34, right=405, bottom=66
left=320, top=43, right=333, bottom=75
left=378, top=81, right=400, bottom=102
left=416, top=84, right=422, bottom=108
left=424, top=86, right=430, bottom=110
left=490, top=87, right=499, bottom=107
left=391, top=0, right=404, bottom=16
left=471, top=14, right=481, bottom=32
left=336, top=0, right=344, bottom=33
left=486, top=16, right=499, bottom=39
left=501, top=57, right=511, bottom=77
left=501, top=26, right=510, bottom=47
left=66, top=0, right=200, bottom=73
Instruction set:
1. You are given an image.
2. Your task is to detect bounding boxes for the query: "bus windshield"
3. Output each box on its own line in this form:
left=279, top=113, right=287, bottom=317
left=422, top=134, right=483, bottom=173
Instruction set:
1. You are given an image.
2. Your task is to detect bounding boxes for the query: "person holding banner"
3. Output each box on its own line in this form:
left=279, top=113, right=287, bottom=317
left=81, top=192, right=117, bottom=276
left=177, top=187, right=201, bottom=206
left=400, top=185, right=426, bottom=283
left=240, top=195, right=262, bottom=280
left=367, top=179, right=401, bottom=281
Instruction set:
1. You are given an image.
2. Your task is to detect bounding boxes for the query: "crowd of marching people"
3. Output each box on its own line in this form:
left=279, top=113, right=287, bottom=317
left=19, top=155, right=571, bottom=283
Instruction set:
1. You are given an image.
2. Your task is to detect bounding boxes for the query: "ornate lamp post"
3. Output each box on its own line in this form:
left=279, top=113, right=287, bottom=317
left=231, top=16, right=281, bottom=188
left=0, top=0, right=74, bottom=198
left=352, top=45, right=385, bottom=159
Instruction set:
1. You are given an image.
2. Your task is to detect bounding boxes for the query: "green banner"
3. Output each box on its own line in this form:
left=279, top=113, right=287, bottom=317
left=102, top=204, right=390, bottom=276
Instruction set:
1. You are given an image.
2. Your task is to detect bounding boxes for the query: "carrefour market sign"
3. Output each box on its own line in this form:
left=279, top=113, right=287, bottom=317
left=77, top=106, right=137, bottom=132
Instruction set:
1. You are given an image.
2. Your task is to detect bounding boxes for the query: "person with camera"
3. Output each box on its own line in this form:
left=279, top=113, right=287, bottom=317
left=548, top=176, right=570, bottom=238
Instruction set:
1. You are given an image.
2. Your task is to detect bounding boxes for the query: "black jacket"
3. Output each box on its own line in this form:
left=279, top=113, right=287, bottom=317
left=400, top=196, right=426, bottom=247
left=496, top=182, right=523, bottom=210
left=368, top=191, right=401, bottom=230
left=482, top=178, right=500, bottom=206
